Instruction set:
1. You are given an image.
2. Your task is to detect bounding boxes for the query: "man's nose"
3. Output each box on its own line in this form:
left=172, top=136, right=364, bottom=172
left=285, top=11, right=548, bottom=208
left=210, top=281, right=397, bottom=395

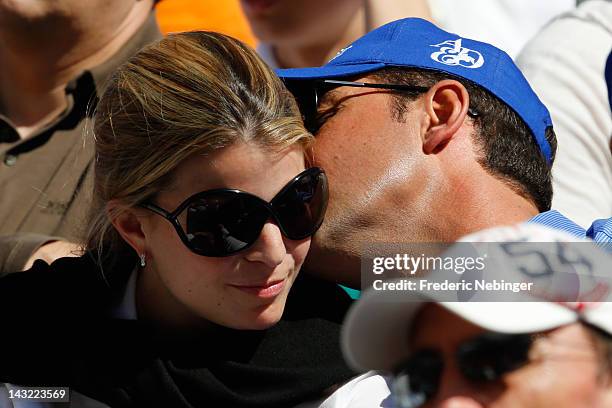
left=433, top=368, right=486, bottom=408
left=244, top=221, right=286, bottom=268
left=436, top=396, right=485, bottom=408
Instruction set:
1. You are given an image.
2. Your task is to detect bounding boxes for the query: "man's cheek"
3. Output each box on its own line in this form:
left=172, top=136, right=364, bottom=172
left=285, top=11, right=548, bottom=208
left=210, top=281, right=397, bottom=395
left=508, top=363, right=596, bottom=407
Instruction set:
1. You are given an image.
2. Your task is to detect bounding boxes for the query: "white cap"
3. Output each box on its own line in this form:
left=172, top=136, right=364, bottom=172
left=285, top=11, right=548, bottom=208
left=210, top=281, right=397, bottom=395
left=342, top=223, right=612, bottom=372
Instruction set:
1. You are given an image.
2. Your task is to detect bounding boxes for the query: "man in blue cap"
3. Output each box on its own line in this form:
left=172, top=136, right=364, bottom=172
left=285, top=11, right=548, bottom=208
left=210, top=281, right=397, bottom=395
left=277, top=18, right=612, bottom=288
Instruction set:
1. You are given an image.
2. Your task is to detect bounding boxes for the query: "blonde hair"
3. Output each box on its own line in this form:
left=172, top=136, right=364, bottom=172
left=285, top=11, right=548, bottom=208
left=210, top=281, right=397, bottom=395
left=86, top=31, right=312, bottom=266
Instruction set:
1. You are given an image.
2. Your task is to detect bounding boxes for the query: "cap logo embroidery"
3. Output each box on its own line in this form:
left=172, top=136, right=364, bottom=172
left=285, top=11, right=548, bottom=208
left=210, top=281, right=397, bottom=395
left=430, top=39, right=484, bottom=69
left=328, top=45, right=352, bottom=63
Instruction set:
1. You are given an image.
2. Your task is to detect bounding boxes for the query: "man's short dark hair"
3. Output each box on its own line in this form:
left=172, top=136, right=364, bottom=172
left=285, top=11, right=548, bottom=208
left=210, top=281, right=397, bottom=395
left=370, top=67, right=557, bottom=212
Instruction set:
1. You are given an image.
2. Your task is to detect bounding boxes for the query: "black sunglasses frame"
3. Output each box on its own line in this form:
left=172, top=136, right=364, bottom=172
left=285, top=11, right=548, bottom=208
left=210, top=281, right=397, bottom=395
left=391, top=332, right=533, bottom=407
left=292, top=79, right=479, bottom=134
left=140, top=167, right=327, bottom=257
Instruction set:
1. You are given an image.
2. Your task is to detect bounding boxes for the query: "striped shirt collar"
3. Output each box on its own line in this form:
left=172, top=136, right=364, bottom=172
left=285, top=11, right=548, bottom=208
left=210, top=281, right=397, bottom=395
left=530, top=210, right=612, bottom=244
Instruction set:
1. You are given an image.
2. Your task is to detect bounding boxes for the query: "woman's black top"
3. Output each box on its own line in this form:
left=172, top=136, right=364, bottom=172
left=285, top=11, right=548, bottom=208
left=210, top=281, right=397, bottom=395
left=0, top=252, right=355, bottom=407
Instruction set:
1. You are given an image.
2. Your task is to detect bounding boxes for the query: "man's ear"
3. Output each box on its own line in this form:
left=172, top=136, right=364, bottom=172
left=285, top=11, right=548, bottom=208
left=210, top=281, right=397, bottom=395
left=107, top=200, right=148, bottom=256
left=422, top=79, right=470, bottom=154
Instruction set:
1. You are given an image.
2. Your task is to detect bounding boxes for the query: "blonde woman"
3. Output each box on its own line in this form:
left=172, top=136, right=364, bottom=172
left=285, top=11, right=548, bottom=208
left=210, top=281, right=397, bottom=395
left=0, top=32, right=353, bottom=407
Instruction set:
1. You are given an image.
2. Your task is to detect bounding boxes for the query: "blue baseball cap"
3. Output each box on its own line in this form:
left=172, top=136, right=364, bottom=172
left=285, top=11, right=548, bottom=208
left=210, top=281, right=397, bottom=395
left=277, top=18, right=554, bottom=164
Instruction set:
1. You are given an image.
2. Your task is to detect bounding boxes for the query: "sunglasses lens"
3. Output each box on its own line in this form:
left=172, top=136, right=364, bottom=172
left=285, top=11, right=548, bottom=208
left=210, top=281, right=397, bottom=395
left=182, top=192, right=269, bottom=257
left=167, top=168, right=327, bottom=257
left=272, top=169, right=328, bottom=240
left=458, top=333, right=532, bottom=382
left=393, top=349, right=443, bottom=408
left=286, top=81, right=320, bottom=134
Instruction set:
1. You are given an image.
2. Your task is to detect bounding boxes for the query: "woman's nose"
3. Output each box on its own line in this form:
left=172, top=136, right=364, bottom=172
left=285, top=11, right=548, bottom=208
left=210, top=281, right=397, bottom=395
left=244, top=221, right=286, bottom=268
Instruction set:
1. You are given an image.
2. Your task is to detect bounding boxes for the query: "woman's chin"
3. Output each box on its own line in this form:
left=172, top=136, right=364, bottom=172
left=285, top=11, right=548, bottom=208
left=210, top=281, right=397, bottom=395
left=232, top=306, right=285, bottom=330
left=248, top=310, right=285, bottom=330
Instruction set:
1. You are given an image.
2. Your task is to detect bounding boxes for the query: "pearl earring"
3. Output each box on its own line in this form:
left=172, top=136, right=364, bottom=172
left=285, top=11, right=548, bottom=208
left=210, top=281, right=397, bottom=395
left=139, top=253, right=146, bottom=267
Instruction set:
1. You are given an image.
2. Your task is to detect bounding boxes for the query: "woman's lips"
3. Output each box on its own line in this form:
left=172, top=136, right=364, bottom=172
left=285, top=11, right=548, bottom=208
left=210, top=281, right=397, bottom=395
left=230, top=279, right=286, bottom=298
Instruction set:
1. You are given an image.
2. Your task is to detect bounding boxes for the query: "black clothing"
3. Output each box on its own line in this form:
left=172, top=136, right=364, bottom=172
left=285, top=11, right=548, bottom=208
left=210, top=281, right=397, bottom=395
left=0, top=253, right=355, bottom=407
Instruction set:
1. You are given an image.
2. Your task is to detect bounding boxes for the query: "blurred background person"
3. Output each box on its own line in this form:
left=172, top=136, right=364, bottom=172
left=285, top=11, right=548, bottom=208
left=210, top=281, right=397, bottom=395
left=517, top=0, right=612, bottom=229
left=0, top=0, right=161, bottom=274
left=241, top=0, right=432, bottom=69
left=240, top=0, right=573, bottom=69
left=342, top=224, right=612, bottom=408
left=429, top=0, right=574, bottom=59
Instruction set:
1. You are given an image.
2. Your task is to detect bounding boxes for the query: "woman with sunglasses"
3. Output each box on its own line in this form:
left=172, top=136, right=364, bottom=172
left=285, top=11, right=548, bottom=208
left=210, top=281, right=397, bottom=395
left=0, top=31, right=354, bottom=407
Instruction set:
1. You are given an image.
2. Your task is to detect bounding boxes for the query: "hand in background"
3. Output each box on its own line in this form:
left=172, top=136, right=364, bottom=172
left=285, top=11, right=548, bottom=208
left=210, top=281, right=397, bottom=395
left=22, top=240, right=82, bottom=270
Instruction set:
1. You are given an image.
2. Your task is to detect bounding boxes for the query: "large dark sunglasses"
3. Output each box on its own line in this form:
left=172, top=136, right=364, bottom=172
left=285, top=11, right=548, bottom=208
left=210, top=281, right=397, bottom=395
left=288, top=79, right=479, bottom=134
left=140, top=167, right=328, bottom=257
left=391, top=332, right=532, bottom=408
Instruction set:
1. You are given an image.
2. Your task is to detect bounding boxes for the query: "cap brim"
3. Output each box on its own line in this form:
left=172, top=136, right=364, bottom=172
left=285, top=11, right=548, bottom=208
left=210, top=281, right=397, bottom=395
left=341, top=290, right=426, bottom=373
left=341, top=288, right=578, bottom=372
left=276, top=62, right=387, bottom=81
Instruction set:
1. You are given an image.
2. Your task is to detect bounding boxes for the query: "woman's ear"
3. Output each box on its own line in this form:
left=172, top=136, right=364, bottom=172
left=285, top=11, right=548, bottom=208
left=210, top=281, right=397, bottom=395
left=422, top=79, right=470, bottom=154
left=107, top=200, right=148, bottom=256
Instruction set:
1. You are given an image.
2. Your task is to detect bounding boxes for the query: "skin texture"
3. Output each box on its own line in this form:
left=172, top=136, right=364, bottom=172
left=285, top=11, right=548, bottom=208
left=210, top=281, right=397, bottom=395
left=240, top=0, right=361, bottom=46
left=0, top=0, right=152, bottom=133
left=306, top=77, right=540, bottom=287
left=240, top=0, right=431, bottom=68
left=112, top=143, right=310, bottom=332
left=408, top=304, right=612, bottom=408
left=240, top=0, right=363, bottom=68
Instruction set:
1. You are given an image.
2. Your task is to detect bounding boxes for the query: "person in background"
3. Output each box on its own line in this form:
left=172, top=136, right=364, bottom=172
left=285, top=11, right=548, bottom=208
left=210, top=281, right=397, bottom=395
left=429, top=0, right=574, bottom=59
left=276, top=18, right=612, bottom=289
left=0, top=0, right=161, bottom=274
left=241, top=0, right=432, bottom=69
left=341, top=223, right=612, bottom=407
left=0, top=31, right=353, bottom=407
left=517, top=0, right=612, bottom=228
left=240, top=0, right=572, bottom=70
